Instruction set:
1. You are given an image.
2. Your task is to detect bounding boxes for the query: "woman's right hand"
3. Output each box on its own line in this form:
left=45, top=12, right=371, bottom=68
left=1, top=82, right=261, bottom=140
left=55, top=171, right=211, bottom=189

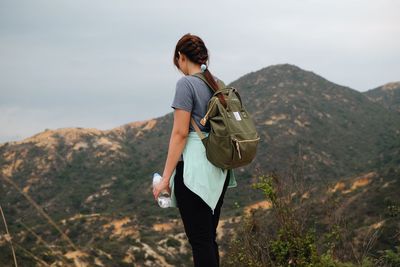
left=153, top=177, right=171, bottom=200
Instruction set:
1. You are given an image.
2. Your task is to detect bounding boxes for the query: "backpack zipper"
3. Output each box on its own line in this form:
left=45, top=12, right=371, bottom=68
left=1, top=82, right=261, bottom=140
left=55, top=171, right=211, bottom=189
left=200, top=98, right=218, bottom=126
left=234, top=139, right=242, bottom=159
left=232, top=137, right=261, bottom=160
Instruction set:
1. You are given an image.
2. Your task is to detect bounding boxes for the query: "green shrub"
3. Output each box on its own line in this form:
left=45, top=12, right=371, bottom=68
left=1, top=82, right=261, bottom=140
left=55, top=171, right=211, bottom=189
left=381, top=246, right=400, bottom=266
left=222, top=172, right=380, bottom=267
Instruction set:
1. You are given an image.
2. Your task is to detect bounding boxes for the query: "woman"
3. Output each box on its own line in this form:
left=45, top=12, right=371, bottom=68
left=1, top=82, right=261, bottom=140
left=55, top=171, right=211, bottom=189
left=153, top=33, right=237, bottom=267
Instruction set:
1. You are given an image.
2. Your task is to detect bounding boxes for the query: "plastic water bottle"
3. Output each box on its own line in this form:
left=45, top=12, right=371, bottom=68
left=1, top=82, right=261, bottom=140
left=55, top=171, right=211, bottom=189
left=152, top=173, right=172, bottom=208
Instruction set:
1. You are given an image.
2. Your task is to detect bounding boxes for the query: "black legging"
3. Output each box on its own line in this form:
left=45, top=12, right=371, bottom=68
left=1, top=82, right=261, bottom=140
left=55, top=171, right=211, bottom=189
left=174, top=160, right=230, bottom=267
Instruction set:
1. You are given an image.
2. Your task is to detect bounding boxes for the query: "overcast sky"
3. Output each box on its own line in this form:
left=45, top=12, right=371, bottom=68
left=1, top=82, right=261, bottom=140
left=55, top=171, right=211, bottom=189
left=1, top=0, right=399, bottom=143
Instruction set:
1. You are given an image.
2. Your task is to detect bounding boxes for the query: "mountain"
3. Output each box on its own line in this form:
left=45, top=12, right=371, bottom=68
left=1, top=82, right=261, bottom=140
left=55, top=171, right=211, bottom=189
left=362, top=81, right=400, bottom=173
left=0, top=118, right=180, bottom=266
left=0, top=64, right=399, bottom=266
left=364, top=81, right=400, bottom=113
left=231, top=64, right=400, bottom=180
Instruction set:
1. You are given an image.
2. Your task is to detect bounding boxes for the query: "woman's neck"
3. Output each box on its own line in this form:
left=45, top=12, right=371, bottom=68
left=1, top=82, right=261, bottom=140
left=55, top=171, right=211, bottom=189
left=186, top=62, right=202, bottom=75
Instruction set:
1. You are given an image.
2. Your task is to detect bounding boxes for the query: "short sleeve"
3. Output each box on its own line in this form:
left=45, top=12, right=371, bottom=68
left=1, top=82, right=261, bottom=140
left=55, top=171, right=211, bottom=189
left=171, top=77, right=193, bottom=112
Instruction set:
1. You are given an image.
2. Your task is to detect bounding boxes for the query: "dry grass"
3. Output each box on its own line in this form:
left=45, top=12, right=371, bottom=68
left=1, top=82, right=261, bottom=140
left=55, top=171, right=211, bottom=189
left=0, top=150, right=80, bottom=266
left=1, top=174, right=78, bottom=251
left=19, top=221, right=70, bottom=265
left=13, top=242, right=50, bottom=267
left=0, top=204, right=18, bottom=267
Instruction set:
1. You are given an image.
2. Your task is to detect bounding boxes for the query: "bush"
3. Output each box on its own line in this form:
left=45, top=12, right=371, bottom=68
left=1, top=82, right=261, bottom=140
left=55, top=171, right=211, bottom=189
left=222, top=172, right=379, bottom=267
left=380, top=246, right=400, bottom=266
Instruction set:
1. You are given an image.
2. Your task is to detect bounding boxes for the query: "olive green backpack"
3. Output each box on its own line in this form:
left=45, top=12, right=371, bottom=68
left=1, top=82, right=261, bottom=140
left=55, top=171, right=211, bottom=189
left=190, top=73, right=260, bottom=169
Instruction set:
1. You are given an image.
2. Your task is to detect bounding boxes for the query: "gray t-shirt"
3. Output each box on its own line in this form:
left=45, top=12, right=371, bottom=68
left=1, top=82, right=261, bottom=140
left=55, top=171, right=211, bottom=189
left=171, top=74, right=221, bottom=132
left=171, top=74, right=222, bottom=162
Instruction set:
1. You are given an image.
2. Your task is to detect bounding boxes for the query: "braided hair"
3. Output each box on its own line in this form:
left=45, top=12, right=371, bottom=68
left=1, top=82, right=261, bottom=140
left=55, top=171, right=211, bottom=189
left=173, top=33, right=221, bottom=94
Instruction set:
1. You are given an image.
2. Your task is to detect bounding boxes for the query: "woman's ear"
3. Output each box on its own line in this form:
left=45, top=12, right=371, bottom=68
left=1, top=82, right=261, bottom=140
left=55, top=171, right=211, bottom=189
left=180, top=53, right=186, bottom=63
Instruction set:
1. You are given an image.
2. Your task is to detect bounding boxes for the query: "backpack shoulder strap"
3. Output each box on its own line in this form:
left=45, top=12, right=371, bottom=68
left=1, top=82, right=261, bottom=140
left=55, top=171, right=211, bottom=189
left=192, top=73, right=225, bottom=92
left=190, top=118, right=206, bottom=140
left=190, top=73, right=226, bottom=141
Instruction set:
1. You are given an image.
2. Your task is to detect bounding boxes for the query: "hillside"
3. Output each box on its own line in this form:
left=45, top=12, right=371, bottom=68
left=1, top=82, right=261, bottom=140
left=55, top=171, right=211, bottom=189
left=0, top=64, right=399, bottom=266
left=364, top=81, right=400, bottom=113
left=223, top=160, right=400, bottom=266
left=231, top=64, right=400, bottom=181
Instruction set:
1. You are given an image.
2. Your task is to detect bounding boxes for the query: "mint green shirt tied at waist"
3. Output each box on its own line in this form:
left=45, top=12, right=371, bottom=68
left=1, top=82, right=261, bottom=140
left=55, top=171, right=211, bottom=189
left=169, top=132, right=237, bottom=213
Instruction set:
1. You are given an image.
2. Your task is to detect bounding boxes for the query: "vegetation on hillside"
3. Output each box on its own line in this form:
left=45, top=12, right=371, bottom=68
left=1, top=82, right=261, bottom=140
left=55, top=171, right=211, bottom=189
left=0, top=64, right=399, bottom=266
left=223, top=157, right=400, bottom=267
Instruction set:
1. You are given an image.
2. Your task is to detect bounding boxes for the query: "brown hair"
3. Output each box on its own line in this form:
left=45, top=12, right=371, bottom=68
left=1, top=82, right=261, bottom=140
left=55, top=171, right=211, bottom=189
left=173, top=34, right=224, bottom=102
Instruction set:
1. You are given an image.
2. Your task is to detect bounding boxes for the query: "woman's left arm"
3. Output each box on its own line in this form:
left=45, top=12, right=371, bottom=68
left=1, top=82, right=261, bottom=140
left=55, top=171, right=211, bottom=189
left=153, top=108, right=190, bottom=200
